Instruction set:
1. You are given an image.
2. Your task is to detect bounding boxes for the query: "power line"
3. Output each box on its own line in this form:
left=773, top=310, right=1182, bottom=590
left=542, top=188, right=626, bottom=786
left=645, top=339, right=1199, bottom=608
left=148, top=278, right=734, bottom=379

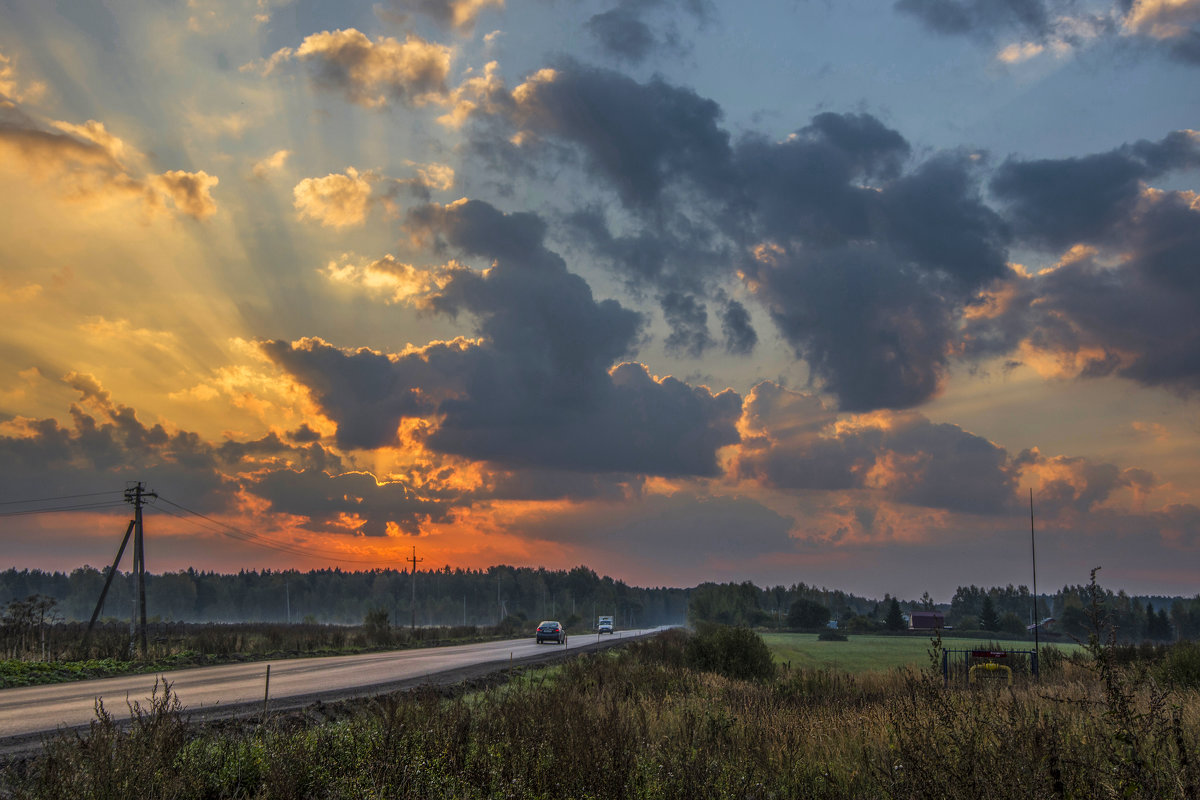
left=0, top=500, right=128, bottom=518
left=0, top=490, right=121, bottom=506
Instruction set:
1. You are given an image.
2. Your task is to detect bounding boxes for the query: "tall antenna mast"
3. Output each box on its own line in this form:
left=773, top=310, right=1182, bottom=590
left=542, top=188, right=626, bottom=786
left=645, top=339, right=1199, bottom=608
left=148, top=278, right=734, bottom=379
left=1030, top=487, right=1039, bottom=676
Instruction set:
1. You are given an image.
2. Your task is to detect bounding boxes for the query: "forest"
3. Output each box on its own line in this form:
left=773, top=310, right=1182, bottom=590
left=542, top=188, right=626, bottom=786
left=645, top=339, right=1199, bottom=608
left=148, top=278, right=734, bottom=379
left=2, top=565, right=1198, bottom=646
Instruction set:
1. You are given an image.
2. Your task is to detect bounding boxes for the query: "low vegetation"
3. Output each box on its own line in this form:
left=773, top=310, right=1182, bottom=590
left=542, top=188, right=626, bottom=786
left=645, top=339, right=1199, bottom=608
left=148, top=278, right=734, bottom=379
left=3, top=622, right=1198, bottom=799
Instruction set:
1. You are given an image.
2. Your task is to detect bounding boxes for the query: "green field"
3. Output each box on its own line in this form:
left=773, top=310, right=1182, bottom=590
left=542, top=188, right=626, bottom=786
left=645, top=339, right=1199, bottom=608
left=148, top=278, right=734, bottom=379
left=762, top=632, right=1081, bottom=674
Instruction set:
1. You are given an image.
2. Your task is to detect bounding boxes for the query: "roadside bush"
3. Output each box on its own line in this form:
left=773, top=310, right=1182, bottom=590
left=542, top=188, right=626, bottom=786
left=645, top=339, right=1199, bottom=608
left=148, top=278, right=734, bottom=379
left=1159, top=640, right=1200, bottom=689
left=684, top=624, right=776, bottom=682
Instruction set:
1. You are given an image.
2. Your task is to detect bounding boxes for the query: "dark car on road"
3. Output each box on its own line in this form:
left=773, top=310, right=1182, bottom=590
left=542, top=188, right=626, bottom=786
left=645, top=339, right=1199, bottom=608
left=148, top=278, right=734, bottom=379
left=535, top=620, right=565, bottom=644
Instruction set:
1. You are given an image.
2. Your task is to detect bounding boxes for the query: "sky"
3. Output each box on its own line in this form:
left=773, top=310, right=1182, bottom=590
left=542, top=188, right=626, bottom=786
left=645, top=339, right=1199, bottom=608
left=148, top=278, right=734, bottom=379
left=2, top=0, right=1200, bottom=601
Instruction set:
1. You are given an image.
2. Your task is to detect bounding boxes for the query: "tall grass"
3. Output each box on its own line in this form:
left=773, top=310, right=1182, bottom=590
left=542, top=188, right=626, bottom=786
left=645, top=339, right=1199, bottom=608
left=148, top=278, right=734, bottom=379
left=3, top=627, right=1198, bottom=799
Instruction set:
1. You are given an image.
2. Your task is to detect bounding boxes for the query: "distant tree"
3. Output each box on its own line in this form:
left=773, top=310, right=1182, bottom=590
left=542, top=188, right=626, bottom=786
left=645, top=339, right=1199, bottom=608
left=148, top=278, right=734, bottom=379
left=362, top=607, right=392, bottom=646
left=979, top=596, right=1000, bottom=632
left=885, top=598, right=906, bottom=631
left=1146, top=605, right=1173, bottom=641
left=999, top=612, right=1026, bottom=636
left=920, top=591, right=935, bottom=611
left=787, top=597, right=830, bottom=629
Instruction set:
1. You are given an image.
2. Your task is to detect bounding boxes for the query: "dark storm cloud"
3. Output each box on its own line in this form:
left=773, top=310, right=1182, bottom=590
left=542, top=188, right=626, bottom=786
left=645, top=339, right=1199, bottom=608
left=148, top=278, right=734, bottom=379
left=249, top=468, right=447, bottom=536
left=586, top=4, right=659, bottom=62
left=744, top=245, right=958, bottom=410
left=989, top=131, right=1200, bottom=250
left=479, top=68, right=1004, bottom=409
left=880, top=153, right=1011, bottom=290
left=718, top=297, right=756, bottom=355
left=564, top=207, right=730, bottom=291
left=584, top=0, right=709, bottom=63
left=261, top=337, right=467, bottom=450
left=268, top=199, right=742, bottom=476
left=737, top=382, right=1019, bottom=515
left=507, top=61, right=733, bottom=207
left=967, top=132, right=1200, bottom=393
left=894, top=0, right=1056, bottom=38
left=728, top=113, right=911, bottom=246
left=660, top=291, right=713, bottom=357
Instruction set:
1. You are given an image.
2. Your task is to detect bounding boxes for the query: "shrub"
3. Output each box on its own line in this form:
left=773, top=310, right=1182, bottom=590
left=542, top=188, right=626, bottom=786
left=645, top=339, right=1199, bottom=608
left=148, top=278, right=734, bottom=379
left=1158, top=640, right=1200, bottom=689
left=817, top=629, right=848, bottom=642
left=684, top=624, right=776, bottom=682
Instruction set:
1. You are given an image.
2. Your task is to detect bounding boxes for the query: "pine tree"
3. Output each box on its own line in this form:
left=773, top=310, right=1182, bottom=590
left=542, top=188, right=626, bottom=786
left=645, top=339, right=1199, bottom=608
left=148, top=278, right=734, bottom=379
left=885, top=598, right=906, bottom=631
left=980, top=595, right=1000, bottom=631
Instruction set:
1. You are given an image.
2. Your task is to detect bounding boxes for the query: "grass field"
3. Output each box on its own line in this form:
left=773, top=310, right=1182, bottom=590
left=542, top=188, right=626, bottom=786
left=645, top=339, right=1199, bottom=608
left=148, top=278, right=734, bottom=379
left=761, top=632, right=1083, bottom=673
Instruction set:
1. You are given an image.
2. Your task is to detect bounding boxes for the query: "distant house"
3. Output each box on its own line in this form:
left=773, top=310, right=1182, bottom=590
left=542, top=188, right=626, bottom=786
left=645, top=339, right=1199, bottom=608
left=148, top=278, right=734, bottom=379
left=909, top=611, right=945, bottom=630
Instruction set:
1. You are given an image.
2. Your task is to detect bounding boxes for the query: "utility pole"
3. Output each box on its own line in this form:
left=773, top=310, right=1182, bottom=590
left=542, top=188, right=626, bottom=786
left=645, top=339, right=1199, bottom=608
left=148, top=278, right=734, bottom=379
left=124, top=482, right=155, bottom=657
left=407, top=546, right=423, bottom=632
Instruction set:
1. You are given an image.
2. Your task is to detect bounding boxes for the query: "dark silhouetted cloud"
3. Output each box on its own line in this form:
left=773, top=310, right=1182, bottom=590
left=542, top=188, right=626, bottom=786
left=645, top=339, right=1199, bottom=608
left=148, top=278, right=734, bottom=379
left=895, top=0, right=1055, bottom=38
left=719, top=297, right=756, bottom=355
left=268, top=199, right=742, bottom=476
left=990, top=131, right=1200, bottom=250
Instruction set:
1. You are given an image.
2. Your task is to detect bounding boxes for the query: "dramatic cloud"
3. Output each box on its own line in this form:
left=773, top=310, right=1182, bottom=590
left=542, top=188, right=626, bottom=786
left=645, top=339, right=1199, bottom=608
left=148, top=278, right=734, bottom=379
left=736, top=382, right=1019, bottom=514
left=585, top=0, right=709, bottom=63
left=0, top=106, right=220, bottom=219
left=990, top=130, right=1200, bottom=250
left=250, top=468, right=450, bottom=536
left=894, top=0, right=1059, bottom=38
left=462, top=68, right=1008, bottom=406
left=896, top=0, right=1200, bottom=66
left=293, top=163, right=453, bottom=228
left=260, top=29, right=452, bottom=108
left=967, top=134, right=1200, bottom=393
left=267, top=198, right=742, bottom=475
left=500, top=62, right=733, bottom=207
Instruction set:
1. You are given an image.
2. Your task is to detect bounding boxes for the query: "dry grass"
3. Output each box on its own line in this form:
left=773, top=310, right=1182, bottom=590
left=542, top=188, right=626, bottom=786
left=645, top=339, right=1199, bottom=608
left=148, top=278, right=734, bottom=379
left=3, top=628, right=1197, bottom=799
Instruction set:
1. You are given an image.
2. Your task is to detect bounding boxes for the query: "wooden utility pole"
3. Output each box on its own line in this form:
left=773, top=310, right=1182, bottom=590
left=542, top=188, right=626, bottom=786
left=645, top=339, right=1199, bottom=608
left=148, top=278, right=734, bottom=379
left=125, top=482, right=155, bottom=657
left=408, top=546, right=423, bottom=631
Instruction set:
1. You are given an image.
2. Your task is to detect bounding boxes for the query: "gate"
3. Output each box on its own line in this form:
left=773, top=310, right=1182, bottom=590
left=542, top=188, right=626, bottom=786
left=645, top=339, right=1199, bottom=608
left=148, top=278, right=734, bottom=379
left=941, top=647, right=1039, bottom=686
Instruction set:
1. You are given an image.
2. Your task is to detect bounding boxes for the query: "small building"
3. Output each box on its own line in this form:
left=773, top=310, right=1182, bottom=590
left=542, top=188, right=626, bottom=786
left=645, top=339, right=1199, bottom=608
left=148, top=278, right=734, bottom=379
left=909, top=610, right=945, bottom=630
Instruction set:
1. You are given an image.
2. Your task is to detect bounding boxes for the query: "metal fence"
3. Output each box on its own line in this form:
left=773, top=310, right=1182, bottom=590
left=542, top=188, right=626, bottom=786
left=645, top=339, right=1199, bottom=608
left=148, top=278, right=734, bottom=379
left=942, top=647, right=1039, bottom=686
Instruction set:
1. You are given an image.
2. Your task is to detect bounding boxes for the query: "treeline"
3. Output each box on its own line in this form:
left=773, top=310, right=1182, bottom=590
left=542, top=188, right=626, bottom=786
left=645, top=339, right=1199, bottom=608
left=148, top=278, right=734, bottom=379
left=686, top=580, right=1200, bottom=643
left=0, top=565, right=686, bottom=629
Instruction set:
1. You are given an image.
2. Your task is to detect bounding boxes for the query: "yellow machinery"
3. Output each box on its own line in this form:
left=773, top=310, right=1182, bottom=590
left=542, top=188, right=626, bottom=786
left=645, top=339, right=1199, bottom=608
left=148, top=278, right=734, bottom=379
left=968, top=660, right=1013, bottom=686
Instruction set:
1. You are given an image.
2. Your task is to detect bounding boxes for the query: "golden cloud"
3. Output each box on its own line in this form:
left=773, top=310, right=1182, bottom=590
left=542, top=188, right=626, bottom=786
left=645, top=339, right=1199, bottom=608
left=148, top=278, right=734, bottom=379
left=1124, top=0, right=1200, bottom=39
left=322, top=254, right=454, bottom=303
left=0, top=51, right=46, bottom=105
left=150, top=170, right=219, bottom=219
left=293, top=167, right=373, bottom=228
left=282, top=28, right=453, bottom=109
left=252, top=148, right=291, bottom=179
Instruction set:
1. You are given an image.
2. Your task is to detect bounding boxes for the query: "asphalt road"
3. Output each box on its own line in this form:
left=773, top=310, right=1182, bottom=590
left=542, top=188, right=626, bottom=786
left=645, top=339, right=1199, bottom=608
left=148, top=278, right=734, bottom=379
left=0, top=628, right=661, bottom=753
